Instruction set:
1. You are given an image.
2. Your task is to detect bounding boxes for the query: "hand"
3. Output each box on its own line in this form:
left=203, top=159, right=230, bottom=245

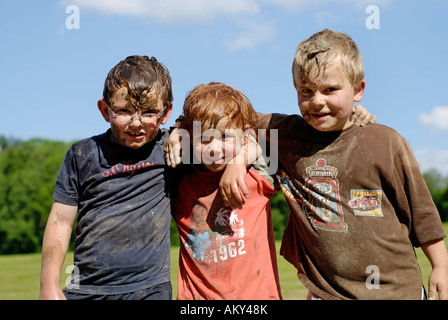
left=164, top=128, right=182, bottom=167
left=39, top=287, right=67, bottom=300
left=352, top=104, right=376, bottom=127
left=428, top=266, right=448, bottom=300
left=421, top=238, right=448, bottom=300
left=219, top=163, right=249, bottom=209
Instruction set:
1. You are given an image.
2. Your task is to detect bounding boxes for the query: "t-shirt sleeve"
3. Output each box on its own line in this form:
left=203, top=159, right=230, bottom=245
left=53, top=146, right=80, bottom=206
left=255, top=112, right=272, bottom=130
left=391, top=138, right=446, bottom=247
left=250, top=155, right=278, bottom=191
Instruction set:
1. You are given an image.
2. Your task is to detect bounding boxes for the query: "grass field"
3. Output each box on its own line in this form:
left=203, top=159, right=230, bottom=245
left=1, top=223, right=447, bottom=300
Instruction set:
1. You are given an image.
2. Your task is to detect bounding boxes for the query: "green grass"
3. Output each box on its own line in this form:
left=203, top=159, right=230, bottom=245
left=1, top=223, right=447, bottom=300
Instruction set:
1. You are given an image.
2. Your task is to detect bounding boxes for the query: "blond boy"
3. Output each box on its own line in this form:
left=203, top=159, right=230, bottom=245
left=255, top=29, right=448, bottom=299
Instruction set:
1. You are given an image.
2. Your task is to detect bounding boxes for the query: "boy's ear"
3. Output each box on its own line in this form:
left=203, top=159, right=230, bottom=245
left=160, top=102, right=173, bottom=125
left=354, top=80, right=366, bottom=102
left=98, top=99, right=111, bottom=123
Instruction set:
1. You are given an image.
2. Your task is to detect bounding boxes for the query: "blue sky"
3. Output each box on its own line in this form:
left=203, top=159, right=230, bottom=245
left=1, top=0, right=447, bottom=174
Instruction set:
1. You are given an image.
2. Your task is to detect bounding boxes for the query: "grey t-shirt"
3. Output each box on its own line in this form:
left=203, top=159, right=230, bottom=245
left=54, top=129, right=173, bottom=295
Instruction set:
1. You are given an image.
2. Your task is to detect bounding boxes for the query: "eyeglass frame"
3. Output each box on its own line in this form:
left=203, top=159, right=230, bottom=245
left=108, top=104, right=169, bottom=124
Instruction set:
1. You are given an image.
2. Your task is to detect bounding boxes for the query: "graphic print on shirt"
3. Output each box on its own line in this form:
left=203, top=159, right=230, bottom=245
left=279, top=158, right=347, bottom=231
left=102, top=160, right=156, bottom=178
left=186, top=194, right=246, bottom=263
left=348, top=189, right=383, bottom=217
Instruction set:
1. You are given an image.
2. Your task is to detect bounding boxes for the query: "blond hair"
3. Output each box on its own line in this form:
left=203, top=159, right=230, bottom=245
left=292, top=29, right=364, bottom=89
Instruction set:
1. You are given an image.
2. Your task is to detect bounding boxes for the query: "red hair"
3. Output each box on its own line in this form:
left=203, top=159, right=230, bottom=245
left=180, top=82, right=258, bottom=135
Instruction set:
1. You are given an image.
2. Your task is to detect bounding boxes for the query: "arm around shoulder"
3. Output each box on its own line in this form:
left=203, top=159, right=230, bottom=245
left=39, top=201, right=78, bottom=300
left=219, top=129, right=260, bottom=209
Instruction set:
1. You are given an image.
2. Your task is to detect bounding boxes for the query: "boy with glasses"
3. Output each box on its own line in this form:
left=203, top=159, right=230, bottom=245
left=39, top=55, right=175, bottom=300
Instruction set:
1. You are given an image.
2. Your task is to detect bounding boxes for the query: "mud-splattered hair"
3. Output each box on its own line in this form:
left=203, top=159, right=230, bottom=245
left=103, top=55, right=173, bottom=110
left=292, top=29, right=364, bottom=90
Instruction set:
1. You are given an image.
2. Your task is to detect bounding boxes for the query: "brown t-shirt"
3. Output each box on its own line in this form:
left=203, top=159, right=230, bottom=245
left=257, top=113, right=446, bottom=300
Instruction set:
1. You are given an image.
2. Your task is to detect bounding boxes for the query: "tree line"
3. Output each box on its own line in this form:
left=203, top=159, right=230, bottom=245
left=0, top=136, right=447, bottom=254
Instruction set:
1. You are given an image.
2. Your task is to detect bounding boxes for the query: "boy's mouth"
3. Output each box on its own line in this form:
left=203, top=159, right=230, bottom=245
left=310, top=112, right=331, bottom=120
left=203, top=157, right=225, bottom=165
left=212, top=158, right=225, bottom=165
left=126, top=131, right=145, bottom=139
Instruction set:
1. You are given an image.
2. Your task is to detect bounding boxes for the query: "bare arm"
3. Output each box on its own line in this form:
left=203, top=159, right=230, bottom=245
left=421, top=238, right=448, bottom=300
left=39, top=201, right=78, bottom=300
left=219, top=129, right=261, bottom=209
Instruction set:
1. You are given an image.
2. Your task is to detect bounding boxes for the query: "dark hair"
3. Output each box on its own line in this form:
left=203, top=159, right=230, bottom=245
left=103, top=55, right=173, bottom=110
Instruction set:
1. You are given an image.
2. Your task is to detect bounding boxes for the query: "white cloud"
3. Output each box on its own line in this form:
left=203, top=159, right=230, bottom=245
left=223, top=19, right=276, bottom=51
left=67, top=0, right=260, bottom=23
left=66, top=0, right=390, bottom=20
left=419, top=106, right=448, bottom=132
left=414, top=149, right=448, bottom=175
left=62, top=0, right=389, bottom=51
left=63, top=0, right=269, bottom=50
left=262, top=0, right=390, bottom=12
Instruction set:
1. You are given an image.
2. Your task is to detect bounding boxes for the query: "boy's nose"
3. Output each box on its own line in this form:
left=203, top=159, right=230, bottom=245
left=311, top=92, right=326, bottom=107
left=206, top=139, right=222, bottom=159
left=129, top=117, right=144, bottom=127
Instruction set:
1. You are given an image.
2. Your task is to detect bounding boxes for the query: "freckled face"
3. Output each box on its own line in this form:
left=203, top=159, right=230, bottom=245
left=296, top=61, right=365, bottom=132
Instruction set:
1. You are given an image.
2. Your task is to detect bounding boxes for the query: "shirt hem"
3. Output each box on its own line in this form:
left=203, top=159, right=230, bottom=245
left=63, top=272, right=171, bottom=296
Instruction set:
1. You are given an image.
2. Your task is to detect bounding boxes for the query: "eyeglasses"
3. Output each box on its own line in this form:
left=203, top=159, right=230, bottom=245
left=108, top=105, right=168, bottom=125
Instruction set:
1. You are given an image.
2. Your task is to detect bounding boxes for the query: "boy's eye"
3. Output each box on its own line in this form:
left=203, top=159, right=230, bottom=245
left=300, top=88, right=313, bottom=95
left=326, top=87, right=338, bottom=93
left=199, top=135, right=232, bottom=143
left=221, top=134, right=233, bottom=140
left=142, top=109, right=157, bottom=117
left=200, top=136, right=212, bottom=143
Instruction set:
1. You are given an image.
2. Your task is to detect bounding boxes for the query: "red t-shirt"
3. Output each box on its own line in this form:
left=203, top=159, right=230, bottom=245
left=173, top=163, right=281, bottom=300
